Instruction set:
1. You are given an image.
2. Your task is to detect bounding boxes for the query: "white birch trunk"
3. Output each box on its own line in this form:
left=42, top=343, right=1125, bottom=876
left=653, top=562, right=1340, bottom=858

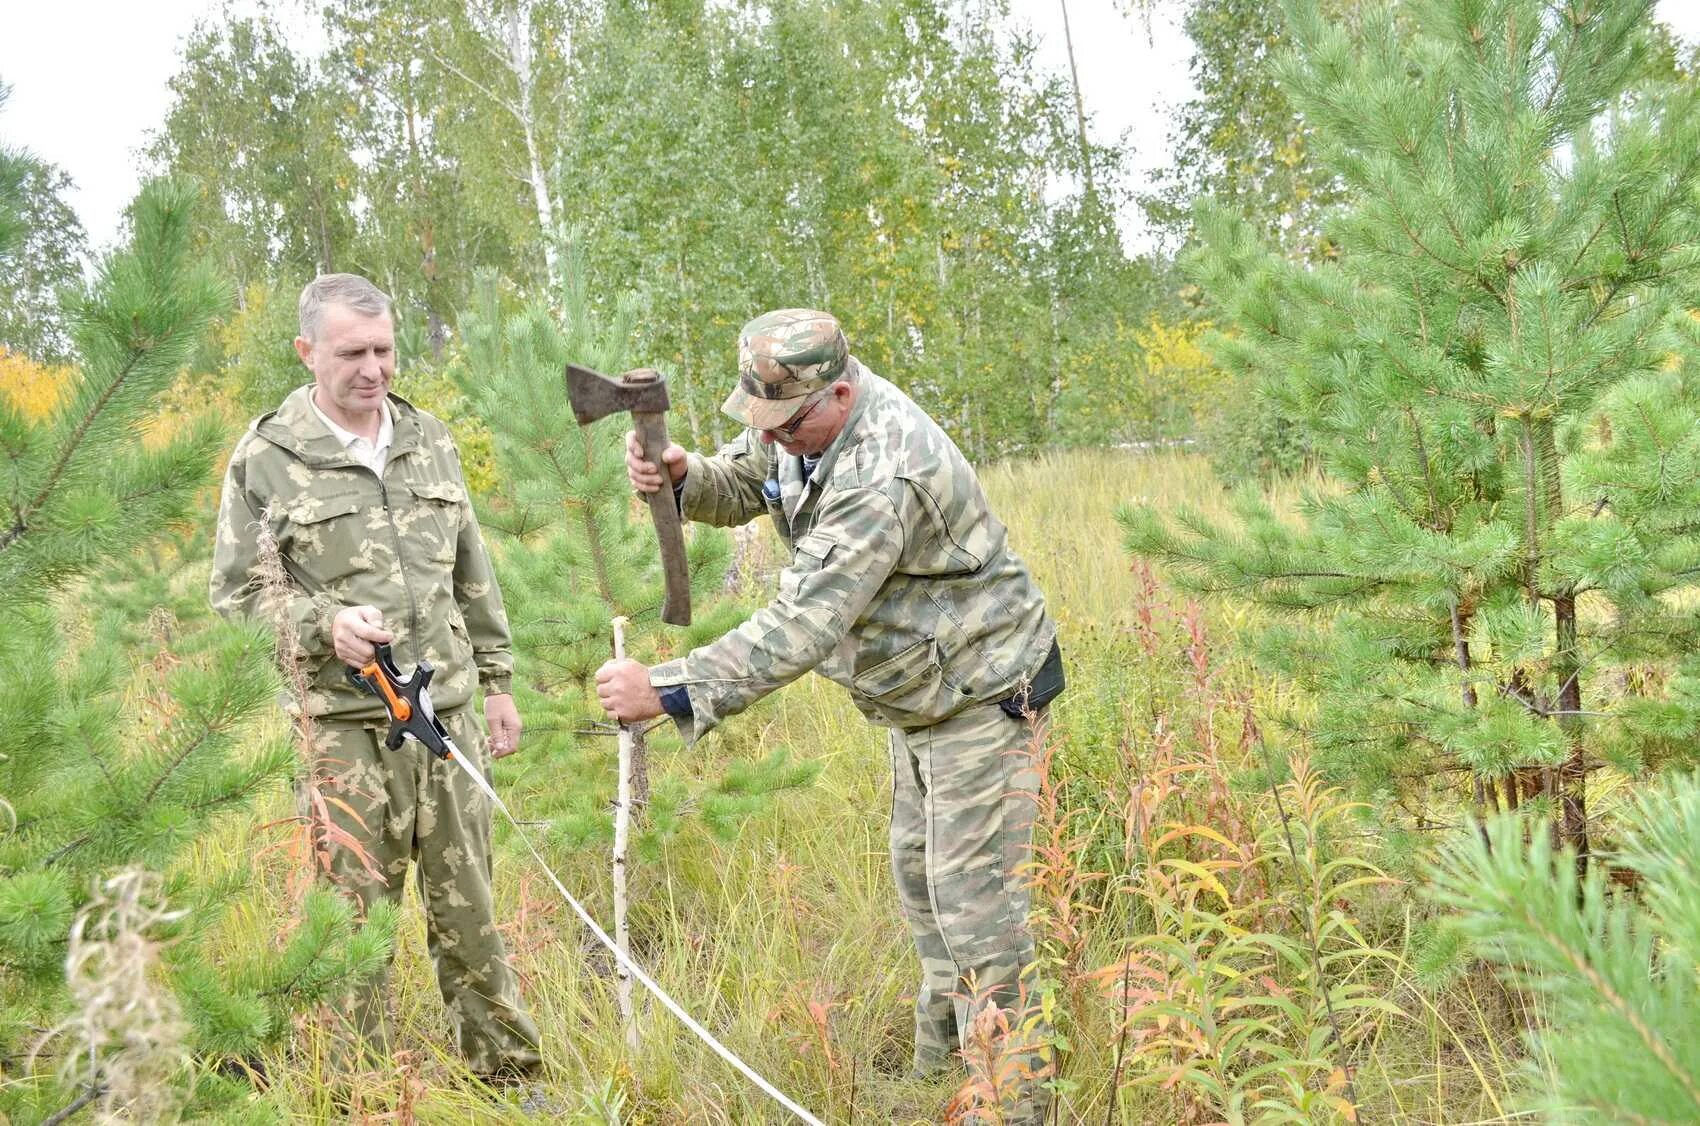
left=500, top=2, right=560, bottom=282
left=611, top=616, right=638, bottom=1051
left=429, top=1, right=563, bottom=283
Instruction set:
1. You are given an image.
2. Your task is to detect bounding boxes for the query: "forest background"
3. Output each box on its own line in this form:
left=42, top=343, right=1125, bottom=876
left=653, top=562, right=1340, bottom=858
left=9, top=0, right=1700, bottom=1123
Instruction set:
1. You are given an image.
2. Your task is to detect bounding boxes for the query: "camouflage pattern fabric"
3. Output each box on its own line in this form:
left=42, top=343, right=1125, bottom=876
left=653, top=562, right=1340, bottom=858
left=721, top=308, right=851, bottom=430
left=651, top=355, right=1057, bottom=1110
left=210, top=383, right=536, bottom=1073
left=211, top=384, right=513, bottom=722
left=651, top=361, right=1056, bottom=738
left=310, top=709, right=541, bottom=1075
left=890, top=702, right=1051, bottom=1121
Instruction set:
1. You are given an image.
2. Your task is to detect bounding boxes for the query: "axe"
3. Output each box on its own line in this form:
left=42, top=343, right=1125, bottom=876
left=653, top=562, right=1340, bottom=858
left=565, top=364, right=691, bottom=625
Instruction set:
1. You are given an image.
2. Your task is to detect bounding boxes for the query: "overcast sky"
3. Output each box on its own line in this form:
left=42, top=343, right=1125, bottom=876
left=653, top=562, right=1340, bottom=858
left=3, top=1, right=1699, bottom=257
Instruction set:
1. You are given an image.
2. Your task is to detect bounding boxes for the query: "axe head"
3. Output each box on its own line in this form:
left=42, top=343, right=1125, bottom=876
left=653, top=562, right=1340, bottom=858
left=565, top=364, right=672, bottom=425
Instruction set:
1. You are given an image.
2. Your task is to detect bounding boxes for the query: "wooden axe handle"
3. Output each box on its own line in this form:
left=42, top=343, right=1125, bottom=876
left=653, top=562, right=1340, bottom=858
left=632, top=411, right=691, bottom=625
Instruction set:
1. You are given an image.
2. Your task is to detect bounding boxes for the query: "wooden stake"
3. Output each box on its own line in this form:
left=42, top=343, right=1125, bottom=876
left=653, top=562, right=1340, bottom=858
left=611, top=616, right=638, bottom=1051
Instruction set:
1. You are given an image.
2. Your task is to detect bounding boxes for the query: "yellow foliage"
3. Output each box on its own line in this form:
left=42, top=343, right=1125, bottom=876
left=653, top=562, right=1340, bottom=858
left=1096, top=315, right=1225, bottom=441
left=144, top=368, right=243, bottom=452
left=0, top=349, right=76, bottom=421
left=1132, top=315, right=1216, bottom=392
left=0, top=348, right=239, bottom=459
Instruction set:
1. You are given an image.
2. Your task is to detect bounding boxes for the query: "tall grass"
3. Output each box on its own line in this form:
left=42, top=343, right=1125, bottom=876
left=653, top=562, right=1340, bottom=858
left=184, top=450, right=1534, bottom=1122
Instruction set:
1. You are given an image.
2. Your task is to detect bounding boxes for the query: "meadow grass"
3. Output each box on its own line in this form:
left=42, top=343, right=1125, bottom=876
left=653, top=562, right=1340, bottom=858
left=192, top=450, right=1534, bottom=1123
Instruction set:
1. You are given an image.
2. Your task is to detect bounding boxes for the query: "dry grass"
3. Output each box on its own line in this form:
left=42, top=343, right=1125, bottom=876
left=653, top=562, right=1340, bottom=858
left=39, top=869, right=190, bottom=1124
left=181, top=449, right=1534, bottom=1123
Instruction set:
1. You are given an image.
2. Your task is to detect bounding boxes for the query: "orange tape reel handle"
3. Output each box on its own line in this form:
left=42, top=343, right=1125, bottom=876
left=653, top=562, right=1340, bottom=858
left=359, top=659, right=412, bottom=723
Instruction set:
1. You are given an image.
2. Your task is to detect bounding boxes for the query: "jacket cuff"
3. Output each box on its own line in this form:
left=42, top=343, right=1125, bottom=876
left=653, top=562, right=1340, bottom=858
left=481, top=673, right=514, bottom=697
left=649, top=659, right=712, bottom=745
left=676, top=454, right=711, bottom=519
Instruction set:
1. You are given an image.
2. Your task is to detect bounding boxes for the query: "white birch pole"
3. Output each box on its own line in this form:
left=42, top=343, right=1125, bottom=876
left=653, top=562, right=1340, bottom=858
left=610, top=615, right=638, bottom=1050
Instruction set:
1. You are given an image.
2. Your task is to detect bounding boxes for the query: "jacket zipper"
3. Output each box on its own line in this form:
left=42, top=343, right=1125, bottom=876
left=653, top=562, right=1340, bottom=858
left=375, top=469, right=422, bottom=669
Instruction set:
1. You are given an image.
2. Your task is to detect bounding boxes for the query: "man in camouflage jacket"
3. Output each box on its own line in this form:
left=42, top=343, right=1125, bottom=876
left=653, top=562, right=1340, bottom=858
left=210, top=274, right=541, bottom=1080
left=597, top=308, right=1062, bottom=1119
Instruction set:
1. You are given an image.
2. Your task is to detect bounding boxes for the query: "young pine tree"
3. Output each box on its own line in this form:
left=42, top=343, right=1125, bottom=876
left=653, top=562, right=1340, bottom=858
left=1122, top=0, right=1700, bottom=863
left=1429, top=769, right=1700, bottom=1121
left=0, top=179, right=390, bottom=1121
left=454, top=253, right=815, bottom=857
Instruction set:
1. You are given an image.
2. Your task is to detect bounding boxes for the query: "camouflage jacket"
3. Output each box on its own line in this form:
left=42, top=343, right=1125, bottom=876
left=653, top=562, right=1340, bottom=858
left=209, top=384, right=512, bottom=721
left=650, top=362, right=1055, bottom=738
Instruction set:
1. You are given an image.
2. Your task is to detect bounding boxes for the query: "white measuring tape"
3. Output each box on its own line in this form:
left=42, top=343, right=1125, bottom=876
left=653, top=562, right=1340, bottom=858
left=433, top=732, right=826, bottom=1125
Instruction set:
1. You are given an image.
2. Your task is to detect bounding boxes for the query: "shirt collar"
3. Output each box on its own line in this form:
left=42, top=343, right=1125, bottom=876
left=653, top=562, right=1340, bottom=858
left=309, top=392, right=393, bottom=452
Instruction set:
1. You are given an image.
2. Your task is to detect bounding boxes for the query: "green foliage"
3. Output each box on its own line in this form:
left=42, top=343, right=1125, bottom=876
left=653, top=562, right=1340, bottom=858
left=1406, top=917, right=1467, bottom=991
left=458, top=251, right=812, bottom=858
left=152, top=0, right=1171, bottom=460
left=1129, top=0, right=1700, bottom=849
left=557, top=0, right=1163, bottom=456
left=0, top=180, right=389, bottom=1120
left=1429, top=774, right=1700, bottom=1121
left=701, top=751, right=824, bottom=840
left=0, top=178, right=225, bottom=609
left=1144, top=0, right=1350, bottom=257
left=176, top=895, right=400, bottom=1056
left=0, top=158, right=86, bottom=363
left=0, top=871, right=73, bottom=968
left=1051, top=311, right=1225, bottom=447
left=219, top=279, right=310, bottom=416
left=1200, top=377, right=1312, bottom=483
left=325, top=0, right=562, bottom=319
left=147, top=17, right=358, bottom=290
left=0, top=81, right=32, bottom=265
left=0, top=551, right=355, bottom=1080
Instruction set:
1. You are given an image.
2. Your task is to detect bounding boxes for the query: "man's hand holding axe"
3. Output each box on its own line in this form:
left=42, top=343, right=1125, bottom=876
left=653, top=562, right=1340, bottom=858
left=597, top=428, right=691, bottom=722
left=564, top=363, right=691, bottom=723
left=623, top=427, right=688, bottom=497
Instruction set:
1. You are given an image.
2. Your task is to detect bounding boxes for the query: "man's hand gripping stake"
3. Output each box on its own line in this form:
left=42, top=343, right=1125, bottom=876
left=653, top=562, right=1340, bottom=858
left=564, top=364, right=691, bottom=625
left=346, top=643, right=501, bottom=806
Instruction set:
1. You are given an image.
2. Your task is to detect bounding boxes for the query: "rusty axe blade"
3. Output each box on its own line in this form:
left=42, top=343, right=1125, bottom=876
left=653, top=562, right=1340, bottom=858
left=564, top=364, right=691, bottom=626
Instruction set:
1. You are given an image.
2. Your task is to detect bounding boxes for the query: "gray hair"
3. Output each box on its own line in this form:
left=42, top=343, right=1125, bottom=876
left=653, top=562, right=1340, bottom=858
left=298, top=273, right=392, bottom=341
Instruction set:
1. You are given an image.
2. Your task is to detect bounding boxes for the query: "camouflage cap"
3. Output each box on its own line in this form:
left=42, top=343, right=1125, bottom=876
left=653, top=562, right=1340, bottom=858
left=721, top=308, right=850, bottom=430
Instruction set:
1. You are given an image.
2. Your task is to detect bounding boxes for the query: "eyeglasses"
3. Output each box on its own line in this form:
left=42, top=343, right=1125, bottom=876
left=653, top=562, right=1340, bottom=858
left=766, top=393, right=825, bottom=439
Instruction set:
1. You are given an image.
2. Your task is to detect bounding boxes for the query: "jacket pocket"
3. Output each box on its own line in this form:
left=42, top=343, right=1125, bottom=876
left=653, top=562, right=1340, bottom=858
left=446, top=609, right=476, bottom=667
left=852, top=636, right=957, bottom=720
left=409, top=480, right=465, bottom=505
left=779, top=532, right=835, bottom=601
left=281, top=493, right=368, bottom=583
left=408, top=479, right=464, bottom=563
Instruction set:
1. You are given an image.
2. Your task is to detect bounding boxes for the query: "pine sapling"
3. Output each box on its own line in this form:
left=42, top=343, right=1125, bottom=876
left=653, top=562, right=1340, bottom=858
left=1123, top=0, right=1700, bottom=865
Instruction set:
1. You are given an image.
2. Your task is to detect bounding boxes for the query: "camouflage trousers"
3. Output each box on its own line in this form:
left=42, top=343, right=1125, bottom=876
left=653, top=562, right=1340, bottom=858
left=310, top=709, right=541, bottom=1076
left=888, top=701, right=1051, bottom=1122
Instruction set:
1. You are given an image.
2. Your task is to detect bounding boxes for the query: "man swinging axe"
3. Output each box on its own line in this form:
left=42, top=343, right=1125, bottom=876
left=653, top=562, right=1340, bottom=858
left=592, top=308, right=1065, bottom=1124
